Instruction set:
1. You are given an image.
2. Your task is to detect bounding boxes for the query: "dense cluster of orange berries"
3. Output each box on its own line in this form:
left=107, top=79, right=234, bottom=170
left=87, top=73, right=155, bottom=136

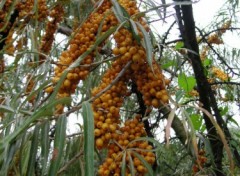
left=112, top=30, right=169, bottom=108
left=0, top=0, right=15, bottom=55
left=4, top=28, right=15, bottom=55
left=132, top=60, right=169, bottom=108
left=211, top=66, right=229, bottom=81
left=93, top=79, right=128, bottom=149
left=17, top=0, right=48, bottom=21
left=39, top=4, right=64, bottom=63
left=1, top=0, right=51, bottom=57
left=0, top=0, right=12, bottom=32
left=89, top=0, right=169, bottom=175
left=98, top=117, right=155, bottom=176
left=47, top=0, right=115, bottom=113
left=192, top=149, right=208, bottom=174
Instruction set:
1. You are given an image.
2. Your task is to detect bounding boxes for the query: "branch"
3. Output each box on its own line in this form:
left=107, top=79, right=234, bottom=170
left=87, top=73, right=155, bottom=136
left=57, top=26, right=72, bottom=36
left=210, top=81, right=240, bottom=86
left=195, top=26, right=240, bottom=76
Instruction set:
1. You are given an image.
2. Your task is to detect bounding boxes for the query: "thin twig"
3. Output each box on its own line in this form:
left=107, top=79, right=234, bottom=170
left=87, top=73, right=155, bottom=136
left=57, top=151, right=83, bottom=175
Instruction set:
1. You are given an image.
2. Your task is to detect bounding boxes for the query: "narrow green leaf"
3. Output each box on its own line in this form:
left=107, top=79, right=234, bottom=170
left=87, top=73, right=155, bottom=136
left=131, top=151, right=154, bottom=176
left=148, top=0, right=163, bottom=20
left=136, top=22, right=153, bottom=72
left=82, top=101, right=94, bottom=176
left=121, top=151, right=126, bottom=176
left=20, top=139, right=31, bottom=176
left=127, top=151, right=135, bottom=176
left=48, top=115, right=67, bottom=175
left=178, top=73, right=196, bottom=92
left=111, top=0, right=130, bottom=23
left=228, top=116, right=239, bottom=127
left=0, top=97, right=71, bottom=149
left=0, top=105, right=14, bottom=113
left=0, top=0, right=7, bottom=9
left=41, top=120, right=50, bottom=175
left=27, top=125, right=40, bottom=176
left=129, top=19, right=141, bottom=44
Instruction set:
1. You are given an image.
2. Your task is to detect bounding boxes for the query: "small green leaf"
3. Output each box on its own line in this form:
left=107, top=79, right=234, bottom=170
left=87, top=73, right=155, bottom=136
left=178, top=73, right=196, bottom=92
left=82, top=101, right=94, bottom=176
left=203, top=58, right=212, bottom=67
left=190, top=114, right=202, bottom=131
left=161, top=60, right=176, bottom=69
left=220, top=106, right=228, bottom=116
left=175, top=41, right=184, bottom=50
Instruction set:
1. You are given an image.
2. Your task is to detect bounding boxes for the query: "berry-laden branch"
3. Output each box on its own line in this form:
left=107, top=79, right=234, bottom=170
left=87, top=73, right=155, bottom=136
left=195, top=26, right=240, bottom=77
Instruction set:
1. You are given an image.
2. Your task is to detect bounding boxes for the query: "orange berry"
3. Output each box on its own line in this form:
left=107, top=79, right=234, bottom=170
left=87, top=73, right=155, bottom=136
left=94, top=129, right=101, bottom=137
left=96, top=138, right=104, bottom=148
left=151, top=98, right=160, bottom=108
left=119, top=46, right=127, bottom=55
left=45, top=86, right=53, bottom=93
left=161, top=94, right=169, bottom=103
left=63, top=79, right=71, bottom=88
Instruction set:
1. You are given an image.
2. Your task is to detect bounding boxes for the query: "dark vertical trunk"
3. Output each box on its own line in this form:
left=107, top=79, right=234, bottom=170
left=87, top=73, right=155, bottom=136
left=173, top=1, right=226, bottom=175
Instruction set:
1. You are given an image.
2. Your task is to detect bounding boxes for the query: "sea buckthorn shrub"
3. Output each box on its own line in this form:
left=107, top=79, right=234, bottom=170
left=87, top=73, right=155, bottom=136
left=88, top=0, right=169, bottom=175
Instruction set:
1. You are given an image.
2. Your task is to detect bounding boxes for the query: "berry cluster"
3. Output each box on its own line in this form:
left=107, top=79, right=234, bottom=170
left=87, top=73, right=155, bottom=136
left=211, top=66, right=229, bottom=81
left=48, top=0, right=114, bottom=114
left=17, top=0, right=48, bottom=21
left=93, top=79, right=128, bottom=149
left=131, top=60, right=169, bottom=108
left=207, top=33, right=223, bottom=45
left=0, top=0, right=12, bottom=32
left=192, top=149, right=207, bottom=174
left=39, top=4, right=64, bottom=63
left=4, top=28, right=15, bottom=55
left=88, top=1, right=170, bottom=175
left=98, top=117, right=155, bottom=176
